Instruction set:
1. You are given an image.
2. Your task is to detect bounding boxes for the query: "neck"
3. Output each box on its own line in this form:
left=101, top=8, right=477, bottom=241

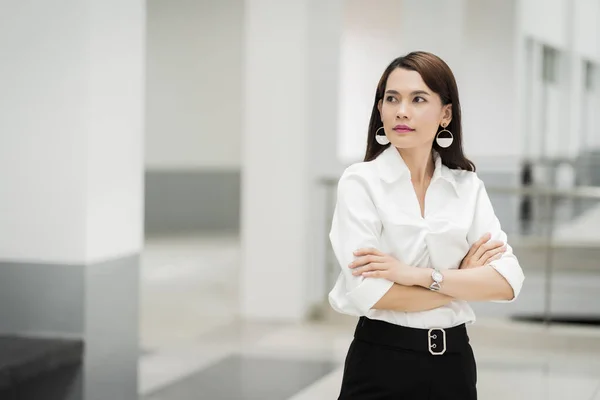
left=396, top=146, right=435, bottom=184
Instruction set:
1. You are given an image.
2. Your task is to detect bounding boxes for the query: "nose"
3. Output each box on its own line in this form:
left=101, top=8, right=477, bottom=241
left=396, top=101, right=409, bottom=119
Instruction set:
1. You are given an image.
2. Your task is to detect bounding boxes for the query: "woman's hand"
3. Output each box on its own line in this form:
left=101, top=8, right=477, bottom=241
left=348, top=248, right=419, bottom=286
left=460, top=233, right=506, bottom=269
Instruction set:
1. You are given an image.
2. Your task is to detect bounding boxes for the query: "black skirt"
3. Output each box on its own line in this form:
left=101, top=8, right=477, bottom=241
left=338, top=317, right=477, bottom=400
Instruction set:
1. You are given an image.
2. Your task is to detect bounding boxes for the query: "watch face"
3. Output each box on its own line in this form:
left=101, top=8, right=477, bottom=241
left=432, top=270, right=443, bottom=282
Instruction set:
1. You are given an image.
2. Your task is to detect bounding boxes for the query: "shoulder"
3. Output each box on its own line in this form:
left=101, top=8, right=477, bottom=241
left=445, top=168, right=486, bottom=194
left=336, top=160, right=380, bottom=195
left=340, top=160, right=378, bottom=180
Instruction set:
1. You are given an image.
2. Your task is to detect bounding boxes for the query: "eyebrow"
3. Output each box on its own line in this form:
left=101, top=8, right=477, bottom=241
left=385, top=89, right=431, bottom=96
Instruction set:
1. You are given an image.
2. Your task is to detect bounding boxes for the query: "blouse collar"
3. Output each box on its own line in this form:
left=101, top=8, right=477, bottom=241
left=375, top=145, right=459, bottom=196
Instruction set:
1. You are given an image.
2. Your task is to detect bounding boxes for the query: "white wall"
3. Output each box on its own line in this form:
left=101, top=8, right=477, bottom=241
left=519, top=0, right=600, bottom=61
left=337, top=0, right=403, bottom=164
left=85, top=0, right=145, bottom=262
left=240, top=0, right=344, bottom=321
left=398, top=0, right=467, bottom=77
left=461, top=0, right=520, bottom=170
left=519, top=0, right=600, bottom=156
left=337, top=0, right=523, bottom=171
left=574, top=0, right=600, bottom=61
left=0, top=1, right=88, bottom=263
left=146, top=0, right=600, bottom=173
left=145, top=0, right=243, bottom=170
left=573, top=0, right=600, bottom=151
left=338, top=0, right=469, bottom=164
left=520, top=0, right=569, bottom=48
left=0, top=0, right=144, bottom=264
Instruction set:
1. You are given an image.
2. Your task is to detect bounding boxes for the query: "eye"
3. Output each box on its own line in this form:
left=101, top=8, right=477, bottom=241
left=385, top=96, right=398, bottom=103
left=413, top=96, right=426, bottom=103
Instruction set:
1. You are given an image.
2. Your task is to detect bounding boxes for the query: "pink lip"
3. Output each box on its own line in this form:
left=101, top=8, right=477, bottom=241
left=393, top=125, right=414, bottom=132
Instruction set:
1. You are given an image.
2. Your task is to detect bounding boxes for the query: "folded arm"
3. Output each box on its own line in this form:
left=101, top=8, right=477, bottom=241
left=372, top=284, right=454, bottom=312
left=328, top=169, right=454, bottom=315
left=328, top=171, right=524, bottom=316
left=413, top=178, right=525, bottom=302
left=413, top=265, right=516, bottom=302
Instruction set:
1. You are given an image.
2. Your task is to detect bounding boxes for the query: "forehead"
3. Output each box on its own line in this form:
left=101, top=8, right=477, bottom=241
left=385, top=68, right=430, bottom=93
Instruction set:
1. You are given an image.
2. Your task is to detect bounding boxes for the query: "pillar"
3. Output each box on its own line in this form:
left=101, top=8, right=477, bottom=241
left=0, top=1, right=144, bottom=399
left=240, top=0, right=343, bottom=321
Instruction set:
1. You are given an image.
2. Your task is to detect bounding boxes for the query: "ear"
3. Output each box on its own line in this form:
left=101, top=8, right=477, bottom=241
left=441, top=104, right=452, bottom=126
left=377, top=99, right=383, bottom=119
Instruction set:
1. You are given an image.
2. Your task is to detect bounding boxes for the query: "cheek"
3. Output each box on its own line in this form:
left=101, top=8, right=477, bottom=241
left=415, top=107, right=442, bottom=140
left=381, top=104, right=396, bottom=120
left=418, top=106, right=442, bottom=123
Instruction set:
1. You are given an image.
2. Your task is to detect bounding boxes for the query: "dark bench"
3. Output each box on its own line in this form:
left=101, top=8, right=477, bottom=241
left=0, top=335, right=84, bottom=400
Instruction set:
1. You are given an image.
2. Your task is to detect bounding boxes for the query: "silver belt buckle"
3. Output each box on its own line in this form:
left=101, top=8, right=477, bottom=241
left=428, top=328, right=446, bottom=355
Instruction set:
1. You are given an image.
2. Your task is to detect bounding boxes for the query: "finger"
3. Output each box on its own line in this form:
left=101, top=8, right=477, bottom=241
left=484, top=253, right=503, bottom=265
left=480, top=245, right=506, bottom=264
left=477, top=232, right=492, bottom=245
left=362, top=270, right=387, bottom=279
left=351, top=262, right=389, bottom=276
left=353, top=248, right=385, bottom=257
left=348, top=255, right=372, bottom=269
left=352, top=262, right=389, bottom=276
left=476, top=240, right=504, bottom=261
left=348, top=255, right=385, bottom=269
left=467, top=233, right=491, bottom=258
left=473, top=239, right=503, bottom=261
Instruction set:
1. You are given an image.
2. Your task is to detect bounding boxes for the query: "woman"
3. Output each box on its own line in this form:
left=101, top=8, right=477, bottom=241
left=328, top=51, right=525, bottom=399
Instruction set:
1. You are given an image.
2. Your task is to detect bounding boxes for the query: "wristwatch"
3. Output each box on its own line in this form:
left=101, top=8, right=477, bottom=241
left=429, top=269, right=443, bottom=291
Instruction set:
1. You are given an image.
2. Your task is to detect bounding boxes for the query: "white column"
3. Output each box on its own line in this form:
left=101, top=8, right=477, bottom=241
left=241, top=0, right=342, bottom=321
left=0, top=1, right=144, bottom=398
left=0, top=1, right=144, bottom=265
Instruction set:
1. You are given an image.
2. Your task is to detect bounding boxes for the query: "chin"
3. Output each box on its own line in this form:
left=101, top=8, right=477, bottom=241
left=389, top=139, right=420, bottom=149
left=389, top=139, right=434, bottom=152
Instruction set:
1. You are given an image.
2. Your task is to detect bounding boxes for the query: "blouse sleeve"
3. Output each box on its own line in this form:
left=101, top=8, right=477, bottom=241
left=328, top=169, right=394, bottom=315
left=467, top=178, right=525, bottom=302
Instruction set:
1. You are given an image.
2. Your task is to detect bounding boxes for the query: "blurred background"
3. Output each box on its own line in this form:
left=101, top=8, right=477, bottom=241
left=1, top=0, right=600, bottom=399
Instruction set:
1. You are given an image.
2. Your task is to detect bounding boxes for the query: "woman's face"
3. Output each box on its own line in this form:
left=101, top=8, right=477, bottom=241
left=378, top=67, right=452, bottom=150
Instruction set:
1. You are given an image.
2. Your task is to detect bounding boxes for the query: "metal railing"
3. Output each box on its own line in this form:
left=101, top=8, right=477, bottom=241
left=318, top=177, right=600, bottom=325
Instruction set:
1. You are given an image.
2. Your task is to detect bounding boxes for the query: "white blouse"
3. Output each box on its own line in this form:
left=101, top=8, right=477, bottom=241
left=328, top=145, right=525, bottom=329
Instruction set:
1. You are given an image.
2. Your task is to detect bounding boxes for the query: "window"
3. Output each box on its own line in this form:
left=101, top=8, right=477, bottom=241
left=542, top=45, right=559, bottom=84
left=584, top=60, right=597, bottom=91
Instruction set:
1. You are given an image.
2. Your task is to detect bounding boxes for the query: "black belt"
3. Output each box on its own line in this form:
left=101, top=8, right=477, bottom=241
left=354, top=317, right=470, bottom=355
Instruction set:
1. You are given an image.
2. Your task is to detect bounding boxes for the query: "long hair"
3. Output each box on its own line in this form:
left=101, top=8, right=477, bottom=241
left=363, top=51, right=475, bottom=172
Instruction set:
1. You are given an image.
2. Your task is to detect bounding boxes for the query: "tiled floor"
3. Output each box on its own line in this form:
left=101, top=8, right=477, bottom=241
left=139, top=233, right=600, bottom=400
left=145, top=354, right=338, bottom=400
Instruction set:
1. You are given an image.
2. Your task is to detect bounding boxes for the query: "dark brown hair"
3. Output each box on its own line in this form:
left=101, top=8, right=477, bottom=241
left=364, top=51, right=475, bottom=171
